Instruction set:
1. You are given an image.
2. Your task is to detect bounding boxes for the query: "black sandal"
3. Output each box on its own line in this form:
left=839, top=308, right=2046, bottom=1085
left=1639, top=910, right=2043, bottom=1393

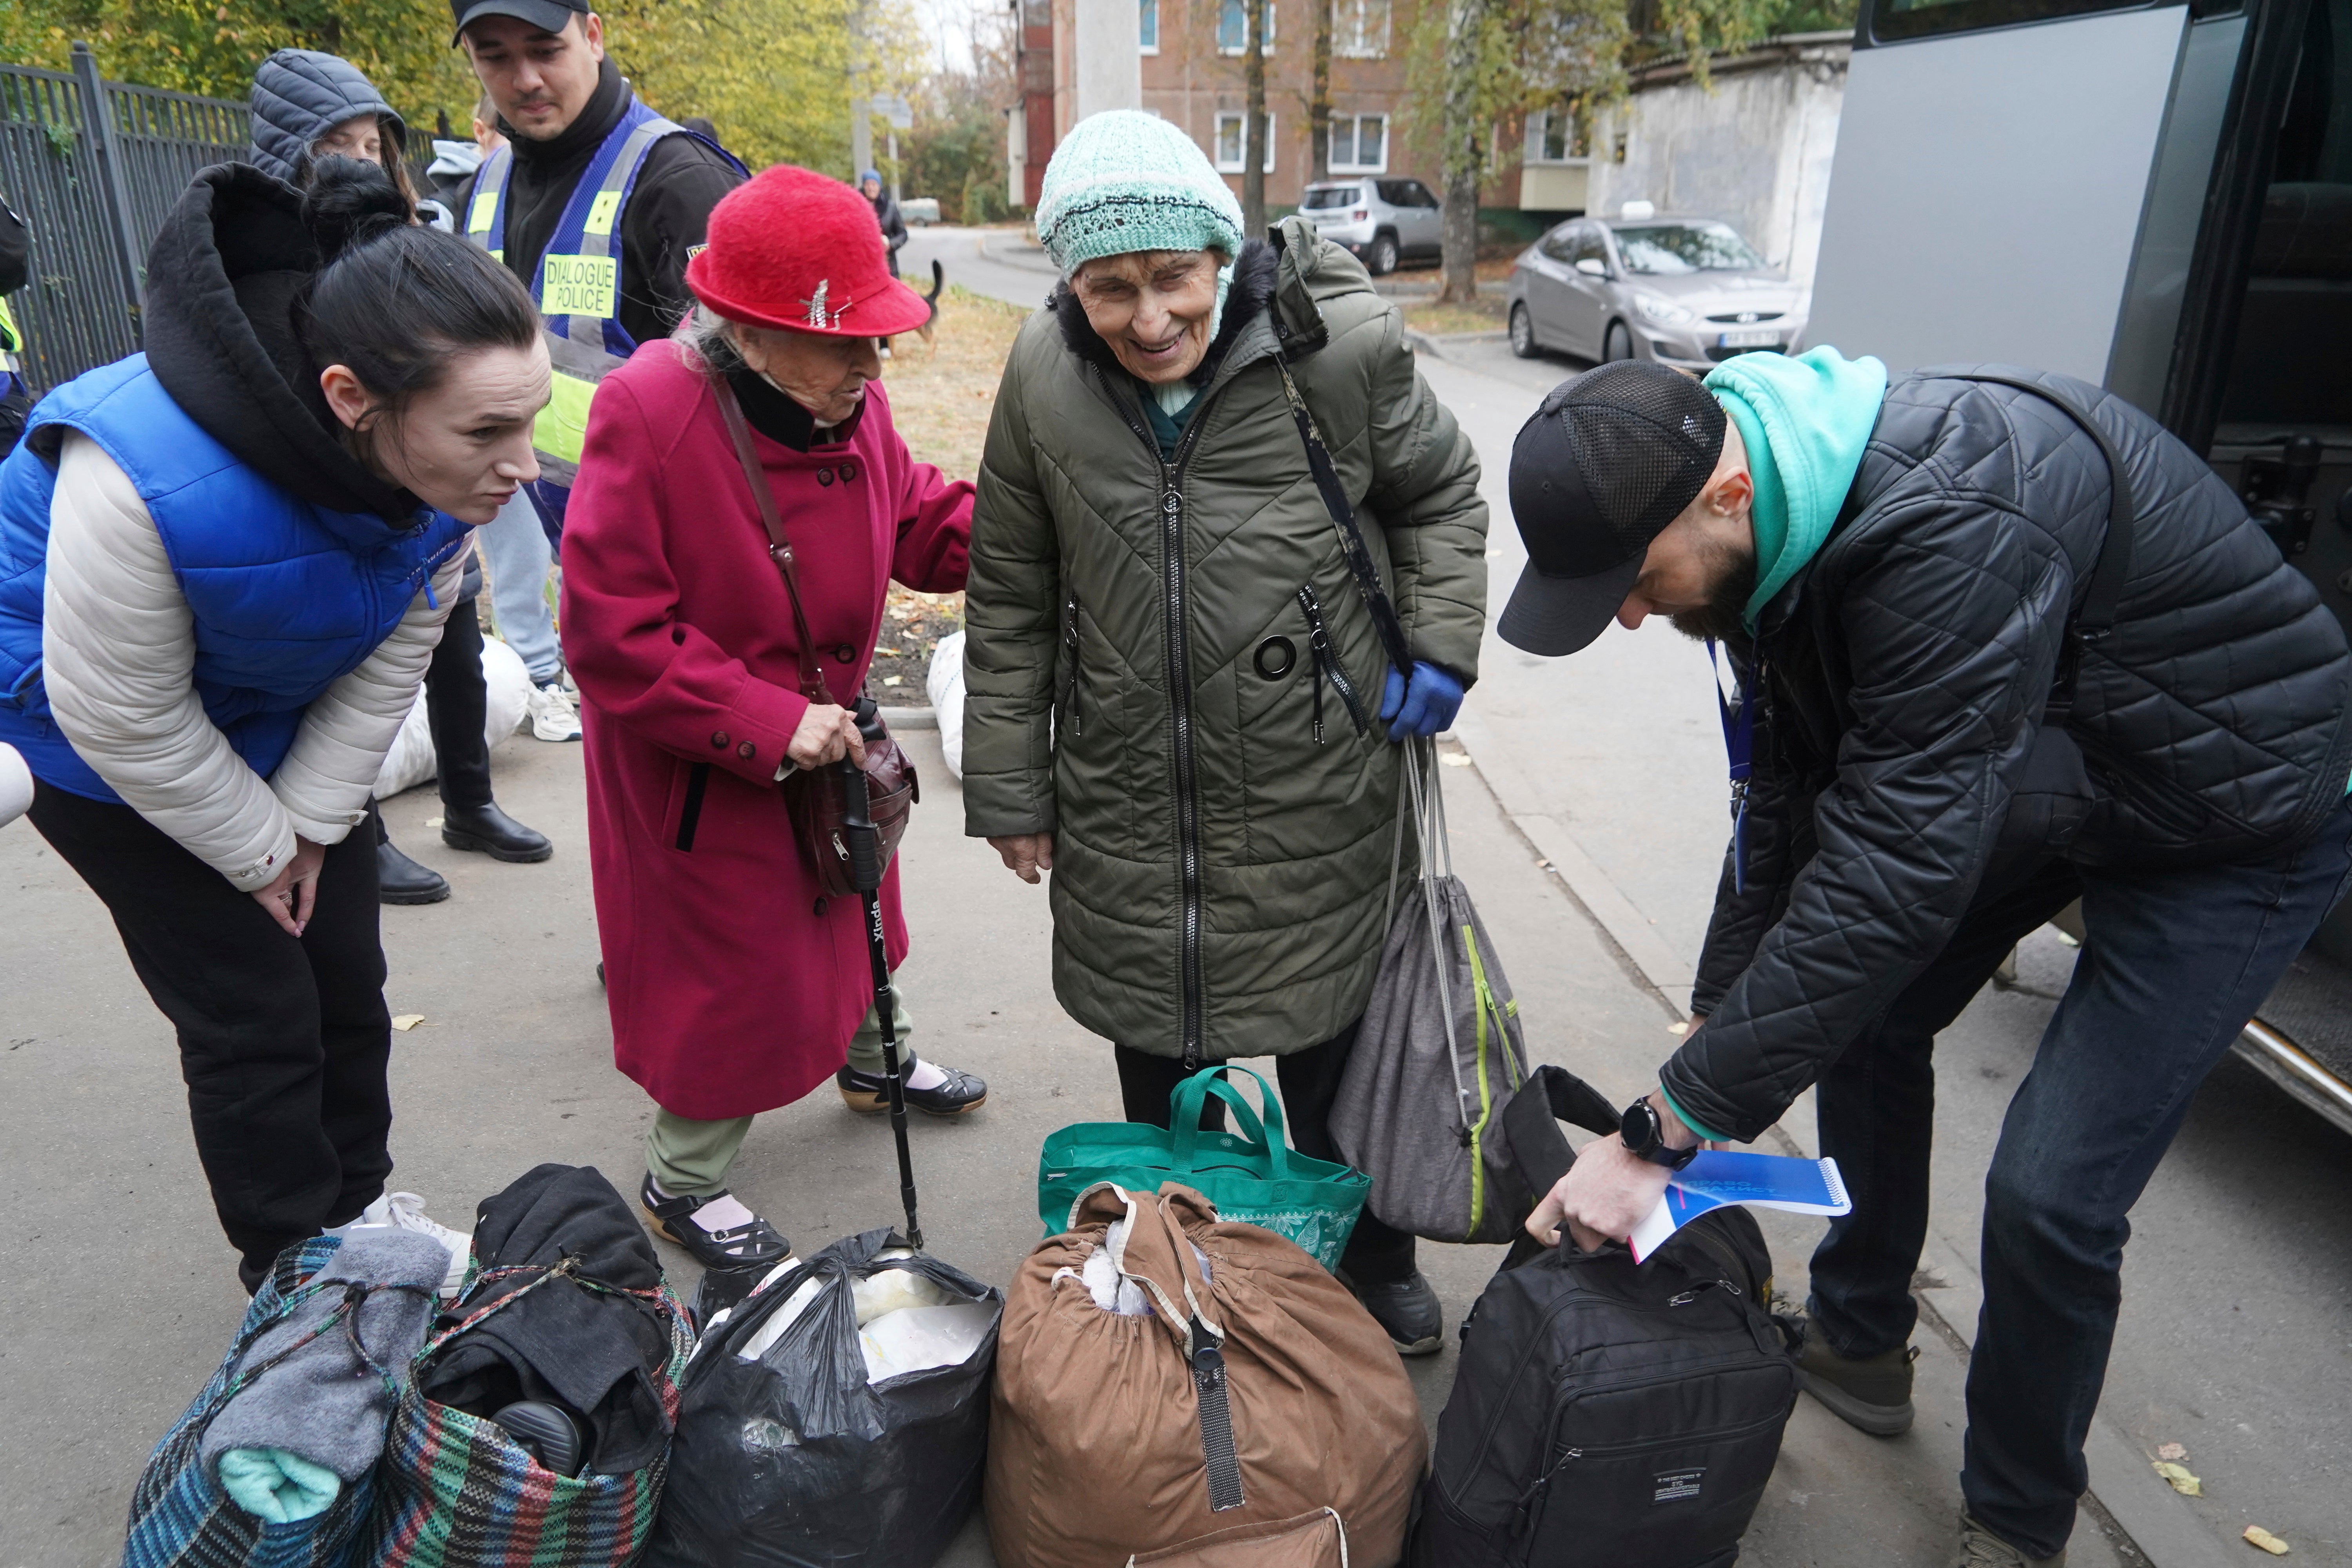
left=639, top=1175, right=792, bottom=1271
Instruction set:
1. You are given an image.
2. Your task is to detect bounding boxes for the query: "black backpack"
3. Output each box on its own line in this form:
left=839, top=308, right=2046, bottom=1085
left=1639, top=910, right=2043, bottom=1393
left=1411, top=1066, right=1800, bottom=1568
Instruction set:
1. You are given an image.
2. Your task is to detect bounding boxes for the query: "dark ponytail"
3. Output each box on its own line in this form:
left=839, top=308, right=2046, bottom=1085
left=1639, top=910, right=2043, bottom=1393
left=297, top=156, right=539, bottom=429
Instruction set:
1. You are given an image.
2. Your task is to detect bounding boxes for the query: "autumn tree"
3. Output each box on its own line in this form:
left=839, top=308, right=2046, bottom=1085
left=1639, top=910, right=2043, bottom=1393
left=0, top=0, right=894, bottom=174
left=1240, top=0, right=1269, bottom=237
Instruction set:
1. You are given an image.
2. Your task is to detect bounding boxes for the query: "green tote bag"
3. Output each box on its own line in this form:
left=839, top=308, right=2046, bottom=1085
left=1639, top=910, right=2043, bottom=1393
left=1036, top=1066, right=1372, bottom=1270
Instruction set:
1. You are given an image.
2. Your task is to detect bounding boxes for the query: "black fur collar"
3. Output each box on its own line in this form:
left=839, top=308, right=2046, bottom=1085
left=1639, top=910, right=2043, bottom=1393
left=1050, top=239, right=1280, bottom=389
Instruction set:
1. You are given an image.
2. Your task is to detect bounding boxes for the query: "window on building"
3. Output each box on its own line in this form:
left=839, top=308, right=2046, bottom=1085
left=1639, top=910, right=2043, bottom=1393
left=1335, top=0, right=1389, bottom=56
left=1141, top=0, right=1159, bottom=52
left=1526, top=108, right=1590, bottom=164
left=1328, top=113, right=1388, bottom=173
left=1218, top=0, right=1276, bottom=54
left=1214, top=112, right=1278, bottom=173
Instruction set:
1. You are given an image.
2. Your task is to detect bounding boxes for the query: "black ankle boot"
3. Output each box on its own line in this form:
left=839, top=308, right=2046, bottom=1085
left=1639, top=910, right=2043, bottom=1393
left=377, top=837, right=450, bottom=904
left=440, top=801, right=552, bottom=862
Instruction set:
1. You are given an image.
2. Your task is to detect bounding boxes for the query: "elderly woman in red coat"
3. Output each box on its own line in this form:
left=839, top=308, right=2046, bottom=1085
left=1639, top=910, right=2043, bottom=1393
left=561, top=165, right=984, bottom=1272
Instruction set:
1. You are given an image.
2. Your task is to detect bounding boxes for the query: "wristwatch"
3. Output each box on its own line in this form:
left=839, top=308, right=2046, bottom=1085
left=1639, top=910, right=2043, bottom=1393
left=1620, top=1097, right=1701, bottom=1171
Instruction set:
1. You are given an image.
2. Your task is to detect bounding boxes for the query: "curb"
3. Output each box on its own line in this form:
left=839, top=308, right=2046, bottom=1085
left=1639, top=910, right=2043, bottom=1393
left=877, top=705, right=938, bottom=730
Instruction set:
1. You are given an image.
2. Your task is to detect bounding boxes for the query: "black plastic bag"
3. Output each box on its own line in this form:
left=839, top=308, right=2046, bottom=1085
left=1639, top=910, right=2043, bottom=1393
left=641, top=1229, right=1002, bottom=1568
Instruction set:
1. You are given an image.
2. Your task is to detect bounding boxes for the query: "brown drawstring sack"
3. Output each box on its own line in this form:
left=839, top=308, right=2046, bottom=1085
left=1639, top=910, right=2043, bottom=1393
left=986, top=1183, right=1426, bottom=1568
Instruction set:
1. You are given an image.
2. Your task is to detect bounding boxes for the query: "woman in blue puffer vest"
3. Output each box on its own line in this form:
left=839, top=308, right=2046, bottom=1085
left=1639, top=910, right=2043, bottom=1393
left=0, top=157, right=547, bottom=1293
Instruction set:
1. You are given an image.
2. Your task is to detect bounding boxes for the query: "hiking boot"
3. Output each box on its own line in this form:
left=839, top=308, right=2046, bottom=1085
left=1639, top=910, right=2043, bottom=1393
left=1956, top=1513, right=2065, bottom=1567
left=1339, top=1268, right=1444, bottom=1357
left=1797, top=1316, right=1920, bottom=1436
left=837, top=1056, right=988, bottom=1116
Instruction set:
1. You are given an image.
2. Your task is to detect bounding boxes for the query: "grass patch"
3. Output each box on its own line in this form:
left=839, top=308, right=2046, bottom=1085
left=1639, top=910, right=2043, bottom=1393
left=1402, top=297, right=1507, bottom=336
left=867, top=285, right=1034, bottom=699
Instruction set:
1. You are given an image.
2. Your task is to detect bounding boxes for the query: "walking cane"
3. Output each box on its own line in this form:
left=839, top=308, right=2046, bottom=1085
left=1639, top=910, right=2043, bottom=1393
left=838, top=696, right=923, bottom=1249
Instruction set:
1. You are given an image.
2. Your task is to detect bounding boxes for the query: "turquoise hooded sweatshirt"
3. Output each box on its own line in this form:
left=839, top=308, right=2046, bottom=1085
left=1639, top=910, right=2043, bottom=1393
left=1704, top=347, right=1889, bottom=632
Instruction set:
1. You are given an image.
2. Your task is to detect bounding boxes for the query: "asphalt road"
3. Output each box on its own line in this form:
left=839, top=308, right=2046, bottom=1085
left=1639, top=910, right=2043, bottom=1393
left=2, top=234, right=2344, bottom=1565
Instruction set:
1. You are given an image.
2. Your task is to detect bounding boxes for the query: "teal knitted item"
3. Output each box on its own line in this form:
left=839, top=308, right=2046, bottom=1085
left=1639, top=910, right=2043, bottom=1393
left=1034, top=109, right=1245, bottom=276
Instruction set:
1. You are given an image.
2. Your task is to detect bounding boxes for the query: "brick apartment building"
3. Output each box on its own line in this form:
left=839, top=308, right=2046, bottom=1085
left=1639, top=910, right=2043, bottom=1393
left=1009, top=0, right=1528, bottom=214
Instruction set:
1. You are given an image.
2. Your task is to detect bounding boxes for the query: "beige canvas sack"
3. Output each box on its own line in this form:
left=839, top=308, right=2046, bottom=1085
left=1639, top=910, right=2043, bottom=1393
left=986, top=1183, right=1425, bottom=1568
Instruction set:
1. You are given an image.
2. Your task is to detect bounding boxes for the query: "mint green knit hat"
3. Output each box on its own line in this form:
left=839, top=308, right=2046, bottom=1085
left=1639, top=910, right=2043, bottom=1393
left=1034, top=110, right=1246, bottom=276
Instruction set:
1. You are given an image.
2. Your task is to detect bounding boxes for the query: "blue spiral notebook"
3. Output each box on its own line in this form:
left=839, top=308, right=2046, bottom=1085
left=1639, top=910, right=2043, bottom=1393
left=1629, top=1151, right=1851, bottom=1263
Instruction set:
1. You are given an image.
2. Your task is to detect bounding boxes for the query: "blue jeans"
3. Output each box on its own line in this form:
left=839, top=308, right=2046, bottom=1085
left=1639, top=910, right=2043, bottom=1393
left=1806, top=798, right=2352, bottom=1558
left=478, top=486, right=560, bottom=684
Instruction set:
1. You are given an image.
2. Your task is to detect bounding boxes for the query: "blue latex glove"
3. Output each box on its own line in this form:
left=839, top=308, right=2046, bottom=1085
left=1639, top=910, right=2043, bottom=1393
left=1380, top=661, right=1465, bottom=740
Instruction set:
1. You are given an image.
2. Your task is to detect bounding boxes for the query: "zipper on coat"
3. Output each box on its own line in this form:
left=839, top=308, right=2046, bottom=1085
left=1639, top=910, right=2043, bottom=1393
left=1059, top=591, right=1083, bottom=739
left=1296, top=583, right=1369, bottom=743
left=1098, top=367, right=1220, bottom=1071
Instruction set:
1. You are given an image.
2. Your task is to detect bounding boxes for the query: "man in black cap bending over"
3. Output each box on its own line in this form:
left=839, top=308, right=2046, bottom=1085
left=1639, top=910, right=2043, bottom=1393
left=1511, top=352, right=2352, bottom=1568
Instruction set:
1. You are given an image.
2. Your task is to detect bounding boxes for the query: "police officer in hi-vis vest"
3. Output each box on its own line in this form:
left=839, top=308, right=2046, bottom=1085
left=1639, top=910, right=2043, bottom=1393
left=454, top=0, right=745, bottom=541
left=0, top=193, right=31, bottom=455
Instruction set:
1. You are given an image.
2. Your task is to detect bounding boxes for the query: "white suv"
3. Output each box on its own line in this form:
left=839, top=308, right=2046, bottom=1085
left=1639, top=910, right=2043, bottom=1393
left=1299, top=178, right=1442, bottom=276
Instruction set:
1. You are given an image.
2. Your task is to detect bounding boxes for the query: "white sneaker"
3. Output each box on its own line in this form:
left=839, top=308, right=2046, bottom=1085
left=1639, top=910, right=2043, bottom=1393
left=526, top=680, right=582, bottom=742
left=329, top=1191, right=474, bottom=1298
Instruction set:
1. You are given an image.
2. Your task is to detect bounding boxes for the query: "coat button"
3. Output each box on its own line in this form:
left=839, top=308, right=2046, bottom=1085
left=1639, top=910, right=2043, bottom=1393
left=710, top=730, right=730, bottom=748
left=813, top=898, right=828, bottom=916
left=817, top=468, right=835, bottom=486
left=737, top=741, right=755, bottom=760
left=834, top=643, right=857, bottom=662
left=837, top=461, right=858, bottom=483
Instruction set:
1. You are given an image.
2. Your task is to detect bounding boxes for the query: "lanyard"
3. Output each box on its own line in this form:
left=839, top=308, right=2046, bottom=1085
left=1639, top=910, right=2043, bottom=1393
left=1708, top=639, right=1754, bottom=895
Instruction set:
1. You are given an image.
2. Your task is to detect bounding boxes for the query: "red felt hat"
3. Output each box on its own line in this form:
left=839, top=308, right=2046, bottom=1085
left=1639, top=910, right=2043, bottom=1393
left=686, top=164, right=933, bottom=338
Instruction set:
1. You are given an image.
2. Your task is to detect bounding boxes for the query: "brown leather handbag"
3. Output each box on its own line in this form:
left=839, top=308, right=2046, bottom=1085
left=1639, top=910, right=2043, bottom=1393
left=715, top=380, right=918, bottom=899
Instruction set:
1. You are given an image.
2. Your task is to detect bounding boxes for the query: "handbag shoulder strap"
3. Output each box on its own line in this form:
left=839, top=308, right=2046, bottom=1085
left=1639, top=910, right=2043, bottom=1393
left=714, top=377, right=832, bottom=704
left=1944, top=373, right=2135, bottom=732
left=1273, top=358, right=1414, bottom=676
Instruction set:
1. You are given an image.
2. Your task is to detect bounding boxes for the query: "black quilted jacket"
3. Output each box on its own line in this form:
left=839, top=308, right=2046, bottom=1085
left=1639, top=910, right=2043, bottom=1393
left=1665, top=367, right=2352, bottom=1143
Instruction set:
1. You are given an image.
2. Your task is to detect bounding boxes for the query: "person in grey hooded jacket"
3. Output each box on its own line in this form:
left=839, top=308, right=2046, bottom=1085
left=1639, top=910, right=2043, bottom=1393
left=249, top=50, right=420, bottom=212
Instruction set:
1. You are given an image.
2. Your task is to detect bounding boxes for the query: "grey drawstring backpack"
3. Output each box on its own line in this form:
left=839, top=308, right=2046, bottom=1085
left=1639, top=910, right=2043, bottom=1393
left=1330, top=739, right=1534, bottom=1244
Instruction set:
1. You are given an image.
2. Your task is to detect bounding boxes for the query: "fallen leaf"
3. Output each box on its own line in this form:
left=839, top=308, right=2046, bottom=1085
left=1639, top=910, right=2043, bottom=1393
left=390, top=1014, right=425, bottom=1032
left=2243, top=1526, right=2290, bottom=1555
left=2152, top=1461, right=2201, bottom=1497
left=875, top=646, right=901, bottom=656
left=882, top=676, right=904, bottom=687
left=2157, top=1443, right=2188, bottom=1461
left=1441, top=753, right=1472, bottom=767
left=1668, top=1022, right=1690, bottom=1036
left=425, top=817, right=444, bottom=828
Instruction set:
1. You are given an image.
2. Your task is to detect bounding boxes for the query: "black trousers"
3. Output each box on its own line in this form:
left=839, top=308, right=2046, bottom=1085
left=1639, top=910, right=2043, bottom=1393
left=1114, top=1019, right=1417, bottom=1287
left=426, top=594, right=491, bottom=811
left=29, top=782, right=395, bottom=1292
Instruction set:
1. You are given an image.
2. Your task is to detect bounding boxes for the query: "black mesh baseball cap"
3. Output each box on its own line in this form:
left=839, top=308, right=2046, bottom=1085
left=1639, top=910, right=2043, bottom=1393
left=1499, top=361, right=1727, bottom=656
left=451, top=0, right=588, bottom=44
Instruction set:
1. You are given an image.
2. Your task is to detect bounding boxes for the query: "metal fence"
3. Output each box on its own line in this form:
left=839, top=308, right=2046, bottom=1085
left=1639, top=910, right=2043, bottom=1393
left=0, top=44, right=249, bottom=392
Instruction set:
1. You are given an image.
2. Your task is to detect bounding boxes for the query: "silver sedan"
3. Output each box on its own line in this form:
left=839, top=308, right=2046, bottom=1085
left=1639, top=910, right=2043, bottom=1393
left=1507, top=211, right=1809, bottom=372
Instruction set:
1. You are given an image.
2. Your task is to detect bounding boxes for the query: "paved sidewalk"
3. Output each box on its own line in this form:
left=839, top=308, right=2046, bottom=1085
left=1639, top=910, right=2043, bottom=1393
left=0, top=718, right=2129, bottom=1568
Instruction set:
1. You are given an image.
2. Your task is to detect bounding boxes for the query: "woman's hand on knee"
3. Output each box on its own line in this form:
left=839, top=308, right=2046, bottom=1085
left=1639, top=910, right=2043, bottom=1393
left=788, top=703, right=866, bottom=770
left=252, top=835, right=327, bottom=938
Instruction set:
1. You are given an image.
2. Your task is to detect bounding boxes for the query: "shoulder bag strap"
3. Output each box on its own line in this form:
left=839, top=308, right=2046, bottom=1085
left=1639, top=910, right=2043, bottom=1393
left=1273, top=359, right=1414, bottom=677
left=714, top=377, right=833, bottom=705
left=1945, top=373, right=2136, bottom=721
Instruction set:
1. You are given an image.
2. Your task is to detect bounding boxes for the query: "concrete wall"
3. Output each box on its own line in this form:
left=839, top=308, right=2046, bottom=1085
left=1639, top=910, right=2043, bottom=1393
left=1584, top=36, right=1849, bottom=289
